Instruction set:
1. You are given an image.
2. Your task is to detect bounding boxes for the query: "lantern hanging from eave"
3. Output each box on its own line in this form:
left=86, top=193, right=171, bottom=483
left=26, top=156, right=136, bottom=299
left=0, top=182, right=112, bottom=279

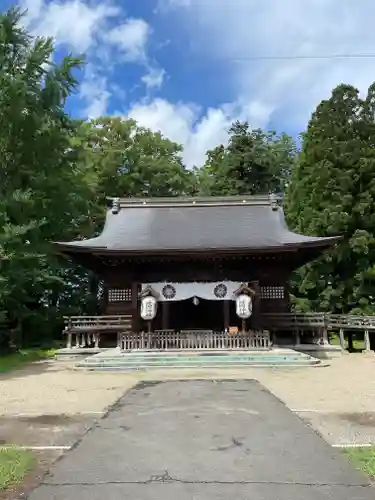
left=235, top=293, right=253, bottom=319
left=140, top=295, right=158, bottom=320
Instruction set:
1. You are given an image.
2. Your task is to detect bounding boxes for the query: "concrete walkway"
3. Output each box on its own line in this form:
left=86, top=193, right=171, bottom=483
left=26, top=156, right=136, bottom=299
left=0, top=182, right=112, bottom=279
left=28, top=380, right=374, bottom=499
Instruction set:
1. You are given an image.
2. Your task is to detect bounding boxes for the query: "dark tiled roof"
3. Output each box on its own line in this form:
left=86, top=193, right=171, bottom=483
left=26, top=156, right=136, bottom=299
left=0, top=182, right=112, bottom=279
left=55, top=195, right=340, bottom=254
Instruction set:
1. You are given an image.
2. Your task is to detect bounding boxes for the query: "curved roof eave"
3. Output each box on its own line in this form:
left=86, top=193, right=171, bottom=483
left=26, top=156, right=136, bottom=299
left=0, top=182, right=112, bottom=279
left=52, top=239, right=340, bottom=256
left=53, top=239, right=107, bottom=253
left=282, top=235, right=343, bottom=248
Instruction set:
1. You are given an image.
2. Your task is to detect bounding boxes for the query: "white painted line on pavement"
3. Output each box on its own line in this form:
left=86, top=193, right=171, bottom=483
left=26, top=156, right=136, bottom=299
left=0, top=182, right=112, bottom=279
left=332, top=443, right=374, bottom=448
left=74, top=411, right=106, bottom=415
left=0, top=411, right=106, bottom=418
left=291, top=409, right=337, bottom=413
left=1, top=445, right=72, bottom=451
left=290, top=409, right=363, bottom=413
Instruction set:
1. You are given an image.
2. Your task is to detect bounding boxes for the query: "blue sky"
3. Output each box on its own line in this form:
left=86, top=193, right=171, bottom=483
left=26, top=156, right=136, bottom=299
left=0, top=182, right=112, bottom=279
left=3, top=0, right=375, bottom=167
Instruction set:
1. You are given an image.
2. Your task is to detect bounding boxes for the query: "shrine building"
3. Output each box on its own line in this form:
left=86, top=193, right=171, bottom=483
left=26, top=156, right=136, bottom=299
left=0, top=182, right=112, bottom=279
left=54, top=195, right=340, bottom=351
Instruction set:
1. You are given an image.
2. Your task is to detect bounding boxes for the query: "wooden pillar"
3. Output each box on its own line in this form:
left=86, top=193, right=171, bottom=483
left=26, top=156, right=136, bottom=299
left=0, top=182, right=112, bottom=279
left=131, top=282, right=139, bottom=333
left=241, top=319, right=246, bottom=334
left=116, top=331, right=122, bottom=349
left=162, top=301, right=169, bottom=330
left=295, top=330, right=300, bottom=346
left=250, top=280, right=261, bottom=330
left=364, top=330, right=372, bottom=352
left=223, top=300, right=230, bottom=331
left=321, top=327, right=329, bottom=345
left=339, top=329, right=345, bottom=349
left=102, top=284, right=109, bottom=314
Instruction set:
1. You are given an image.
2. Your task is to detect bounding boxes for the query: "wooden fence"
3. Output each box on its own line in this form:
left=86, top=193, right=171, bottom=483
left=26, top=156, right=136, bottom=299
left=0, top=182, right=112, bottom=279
left=120, top=330, right=270, bottom=351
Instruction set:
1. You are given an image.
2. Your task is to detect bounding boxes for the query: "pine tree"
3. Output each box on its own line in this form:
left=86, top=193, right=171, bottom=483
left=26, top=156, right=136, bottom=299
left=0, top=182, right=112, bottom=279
left=286, top=83, right=375, bottom=317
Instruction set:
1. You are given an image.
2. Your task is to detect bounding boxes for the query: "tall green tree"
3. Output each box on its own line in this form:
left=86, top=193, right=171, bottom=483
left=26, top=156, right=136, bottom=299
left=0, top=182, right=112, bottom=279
left=198, top=121, right=296, bottom=195
left=0, top=8, right=89, bottom=349
left=285, top=83, right=375, bottom=316
left=74, top=116, right=195, bottom=209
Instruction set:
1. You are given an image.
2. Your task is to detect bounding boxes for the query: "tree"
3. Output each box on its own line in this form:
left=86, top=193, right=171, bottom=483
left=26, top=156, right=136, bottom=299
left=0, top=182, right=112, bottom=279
left=285, top=83, right=375, bottom=322
left=74, top=116, right=195, bottom=206
left=0, top=8, right=88, bottom=349
left=198, top=121, right=296, bottom=196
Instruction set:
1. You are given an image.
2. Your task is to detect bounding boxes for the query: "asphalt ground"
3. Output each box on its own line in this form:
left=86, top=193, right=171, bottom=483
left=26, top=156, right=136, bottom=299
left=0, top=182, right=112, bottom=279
left=26, top=379, right=375, bottom=500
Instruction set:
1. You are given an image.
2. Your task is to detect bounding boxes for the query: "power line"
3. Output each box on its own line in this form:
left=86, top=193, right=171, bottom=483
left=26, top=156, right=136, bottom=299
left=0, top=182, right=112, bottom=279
left=230, top=53, right=375, bottom=61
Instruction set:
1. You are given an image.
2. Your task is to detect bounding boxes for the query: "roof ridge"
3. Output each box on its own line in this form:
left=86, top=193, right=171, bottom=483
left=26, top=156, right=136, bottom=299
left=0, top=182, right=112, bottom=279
left=107, top=194, right=282, bottom=210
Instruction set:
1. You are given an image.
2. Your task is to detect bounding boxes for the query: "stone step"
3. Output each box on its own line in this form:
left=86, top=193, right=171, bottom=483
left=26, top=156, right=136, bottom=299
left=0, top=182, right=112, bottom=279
left=78, top=364, right=321, bottom=372
left=76, top=349, right=321, bottom=371
left=79, top=360, right=318, bottom=368
left=80, top=355, right=314, bottom=363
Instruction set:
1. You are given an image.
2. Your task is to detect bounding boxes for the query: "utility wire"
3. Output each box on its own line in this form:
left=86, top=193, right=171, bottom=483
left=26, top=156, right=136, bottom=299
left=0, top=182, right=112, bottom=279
left=230, top=53, right=375, bottom=61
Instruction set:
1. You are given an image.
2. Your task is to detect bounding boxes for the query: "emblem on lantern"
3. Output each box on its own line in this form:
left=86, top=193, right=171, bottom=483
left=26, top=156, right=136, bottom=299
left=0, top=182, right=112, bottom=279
left=235, top=293, right=253, bottom=319
left=140, top=295, right=158, bottom=320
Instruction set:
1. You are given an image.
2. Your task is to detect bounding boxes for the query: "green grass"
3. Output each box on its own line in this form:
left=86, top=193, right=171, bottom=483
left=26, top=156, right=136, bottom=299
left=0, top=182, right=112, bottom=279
left=330, top=333, right=365, bottom=350
left=345, top=447, right=375, bottom=479
left=0, top=447, right=36, bottom=491
left=0, top=348, right=56, bottom=374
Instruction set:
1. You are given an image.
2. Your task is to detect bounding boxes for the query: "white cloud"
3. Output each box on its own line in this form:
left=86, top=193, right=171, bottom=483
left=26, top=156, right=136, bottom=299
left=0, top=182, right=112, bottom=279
left=21, top=0, right=375, bottom=169
left=21, top=0, right=119, bottom=53
left=139, top=0, right=375, bottom=167
left=105, top=18, right=150, bottom=62
left=159, top=0, right=375, bottom=128
left=19, top=0, right=155, bottom=117
left=128, top=98, right=272, bottom=168
left=79, top=65, right=111, bottom=119
left=141, top=67, right=166, bottom=90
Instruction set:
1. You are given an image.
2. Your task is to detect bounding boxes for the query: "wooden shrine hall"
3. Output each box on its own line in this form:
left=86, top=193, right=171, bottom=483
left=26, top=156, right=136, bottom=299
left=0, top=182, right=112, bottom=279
left=55, top=195, right=340, bottom=351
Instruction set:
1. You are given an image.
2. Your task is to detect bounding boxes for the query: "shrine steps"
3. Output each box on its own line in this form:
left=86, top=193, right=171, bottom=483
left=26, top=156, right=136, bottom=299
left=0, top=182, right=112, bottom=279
left=75, top=348, right=322, bottom=371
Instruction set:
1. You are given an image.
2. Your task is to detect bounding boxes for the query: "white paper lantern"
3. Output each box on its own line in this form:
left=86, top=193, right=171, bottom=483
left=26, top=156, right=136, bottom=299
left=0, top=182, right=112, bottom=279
left=140, top=296, right=158, bottom=320
left=235, top=294, right=253, bottom=319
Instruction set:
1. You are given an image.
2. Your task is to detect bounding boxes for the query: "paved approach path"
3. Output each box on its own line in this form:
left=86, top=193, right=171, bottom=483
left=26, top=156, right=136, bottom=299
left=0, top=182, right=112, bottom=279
left=28, top=380, right=374, bottom=500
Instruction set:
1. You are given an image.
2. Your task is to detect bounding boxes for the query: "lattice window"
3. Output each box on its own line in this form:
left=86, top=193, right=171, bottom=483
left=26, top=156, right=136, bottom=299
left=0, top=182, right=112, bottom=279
left=108, top=288, right=132, bottom=302
left=260, top=286, right=284, bottom=299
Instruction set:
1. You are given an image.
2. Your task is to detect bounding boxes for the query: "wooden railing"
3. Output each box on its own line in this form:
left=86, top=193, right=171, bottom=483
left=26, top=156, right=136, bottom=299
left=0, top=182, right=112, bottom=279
left=263, top=313, right=326, bottom=330
left=63, top=315, right=132, bottom=349
left=120, top=330, right=270, bottom=351
left=263, top=312, right=375, bottom=350
left=263, top=313, right=375, bottom=331
left=329, top=314, right=375, bottom=330
left=62, top=312, right=375, bottom=351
